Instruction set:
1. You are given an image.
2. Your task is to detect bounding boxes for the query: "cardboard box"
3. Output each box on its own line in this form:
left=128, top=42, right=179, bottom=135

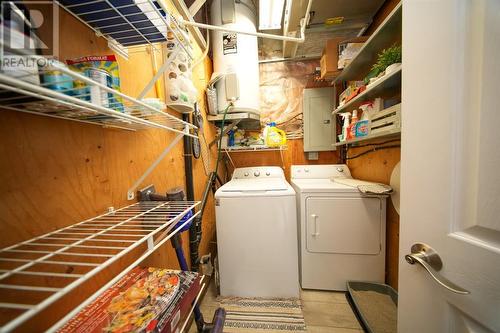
left=59, top=267, right=201, bottom=333
left=320, top=37, right=370, bottom=79
left=320, top=38, right=344, bottom=80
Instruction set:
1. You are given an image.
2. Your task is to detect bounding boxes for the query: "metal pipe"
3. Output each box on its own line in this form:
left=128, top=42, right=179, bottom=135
left=182, top=114, right=200, bottom=272
left=180, top=19, right=306, bottom=42
left=180, top=0, right=312, bottom=42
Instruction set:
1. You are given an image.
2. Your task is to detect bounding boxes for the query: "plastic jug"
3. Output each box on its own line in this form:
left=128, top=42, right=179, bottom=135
left=266, top=124, right=287, bottom=147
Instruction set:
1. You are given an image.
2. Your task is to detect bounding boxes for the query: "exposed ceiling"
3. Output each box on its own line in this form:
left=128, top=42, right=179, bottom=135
left=181, top=0, right=386, bottom=60
left=260, top=0, right=386, bottom=60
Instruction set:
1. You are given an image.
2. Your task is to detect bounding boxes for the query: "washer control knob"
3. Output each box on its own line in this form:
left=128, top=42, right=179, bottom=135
left=305, top=169, right=310, bottom=173
left=336, top=167, right=344, bottom=173
left=244, top=172, right=249, bottom=177
left=266, top=172, right=271, bottom=176
left=254, top=171, right=260, bottom=177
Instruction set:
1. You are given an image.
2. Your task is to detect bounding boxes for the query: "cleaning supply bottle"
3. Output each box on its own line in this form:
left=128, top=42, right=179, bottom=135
left=339, top=113, right=350, bottom=142
left=266, top=123, right=287, bottom=147
left=356, top=103, right=372, bottom=137
left=347, top=110, right=358, bottom=140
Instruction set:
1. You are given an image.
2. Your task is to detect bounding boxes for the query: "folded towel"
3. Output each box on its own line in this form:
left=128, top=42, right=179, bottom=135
left=333, top=177, right=393, bottom=195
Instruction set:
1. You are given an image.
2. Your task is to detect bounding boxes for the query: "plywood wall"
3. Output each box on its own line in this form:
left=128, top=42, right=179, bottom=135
left=348, top=0, right=402, bottom=289
left=0, top=3, right=218, bottom=331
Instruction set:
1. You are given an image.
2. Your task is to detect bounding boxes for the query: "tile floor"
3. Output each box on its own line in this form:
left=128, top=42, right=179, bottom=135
left=188, top=280, right=363, bottom=333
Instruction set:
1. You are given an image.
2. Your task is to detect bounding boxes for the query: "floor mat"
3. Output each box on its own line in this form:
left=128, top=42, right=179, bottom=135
left=219, top=297, right=307, bottom=332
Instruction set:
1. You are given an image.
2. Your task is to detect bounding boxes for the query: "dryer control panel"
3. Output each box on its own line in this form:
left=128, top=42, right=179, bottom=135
left=232, top=166, right=285, bottom=179
left=291, top=164, right=352, bottom=179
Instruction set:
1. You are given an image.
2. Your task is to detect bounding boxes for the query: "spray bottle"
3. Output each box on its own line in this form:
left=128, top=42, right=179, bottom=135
left=339, top=113, right=351, bottom=142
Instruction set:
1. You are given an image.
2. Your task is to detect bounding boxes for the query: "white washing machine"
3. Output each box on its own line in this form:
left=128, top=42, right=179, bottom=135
left=215, top=166, right=299, bottom=298
left=291, top=164, right=386, bottom=291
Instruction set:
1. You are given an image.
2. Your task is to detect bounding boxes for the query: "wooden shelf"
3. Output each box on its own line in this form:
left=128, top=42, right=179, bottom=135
left=333, top=66, right=401, bottom=115
left=335, top=128, right=401, bottom=147
left=333, top=3, right=402, bottom=83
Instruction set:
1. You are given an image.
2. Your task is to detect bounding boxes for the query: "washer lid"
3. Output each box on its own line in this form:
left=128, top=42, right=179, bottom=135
left=220, top=178, right=289, bottom=192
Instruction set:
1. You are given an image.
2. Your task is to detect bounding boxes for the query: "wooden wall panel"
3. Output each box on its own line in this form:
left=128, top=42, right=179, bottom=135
left=227, top=139, right=340, bottom=181
left=347, top=145, right=401, bottom=289
left=0, top=3, right=217, bottom=331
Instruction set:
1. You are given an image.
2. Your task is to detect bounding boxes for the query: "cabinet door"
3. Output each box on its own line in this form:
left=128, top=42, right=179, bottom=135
left=303, top=87, right=335, bottom=152
left=306, top=197, right=382, bottom=254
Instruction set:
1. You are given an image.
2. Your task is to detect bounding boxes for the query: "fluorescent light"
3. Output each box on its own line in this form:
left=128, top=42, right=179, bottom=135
left=259, top=0, right=285, bottom=30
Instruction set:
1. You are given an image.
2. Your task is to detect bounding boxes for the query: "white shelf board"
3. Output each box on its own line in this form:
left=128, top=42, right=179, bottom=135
left=0, top=55, right=197, bottom=137
left=0, top=200, right=200, bottom=332
left=224, top=145, right=287, bottom=152
left=335, top=128, right=401, bottom=147
left=333, top=3, right=402, bottom=83
left=333, top=66, right=402, bottom=115
left=207, top=112, right=261, bottom=130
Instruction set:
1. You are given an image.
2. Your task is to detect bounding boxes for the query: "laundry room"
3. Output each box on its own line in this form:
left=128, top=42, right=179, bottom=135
left=0, top=0, right=499, bottom=332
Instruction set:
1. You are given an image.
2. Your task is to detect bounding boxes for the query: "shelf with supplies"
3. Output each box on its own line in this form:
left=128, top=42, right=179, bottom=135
left=335, top=103, right=401, bottom=147
left=332, top=66, right=401, bottom=115
left=0, top=200, right=200, bottom=332
left=207, top=112, right=261, bottom=130
left=333, top=3, right=402, bottom=84
left=335, top=128, right=401, bottom=147
left=0, top=54, right=197, bottom=137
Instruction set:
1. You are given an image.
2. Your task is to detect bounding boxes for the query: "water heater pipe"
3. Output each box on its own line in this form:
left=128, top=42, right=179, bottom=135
left=179, top=0, right=312, bottom=43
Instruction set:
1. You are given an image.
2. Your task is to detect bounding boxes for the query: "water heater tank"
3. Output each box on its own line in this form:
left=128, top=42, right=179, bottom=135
left=210, top=0, right=260, bottom=114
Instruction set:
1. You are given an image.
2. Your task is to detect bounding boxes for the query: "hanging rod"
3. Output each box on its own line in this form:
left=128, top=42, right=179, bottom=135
left=179, top=0, right=313, bottom=43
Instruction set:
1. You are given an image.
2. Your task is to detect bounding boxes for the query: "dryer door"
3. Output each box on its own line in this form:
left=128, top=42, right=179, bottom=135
left=306, top=196, right=382, bottom=254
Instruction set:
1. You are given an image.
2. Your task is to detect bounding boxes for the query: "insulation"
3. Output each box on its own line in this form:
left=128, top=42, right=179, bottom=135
left=259, top=60, right=331, bottom=137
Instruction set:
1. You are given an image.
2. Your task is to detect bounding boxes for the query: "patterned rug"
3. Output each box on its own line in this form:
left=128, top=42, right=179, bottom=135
left=219, top=297, right=307, bottom=332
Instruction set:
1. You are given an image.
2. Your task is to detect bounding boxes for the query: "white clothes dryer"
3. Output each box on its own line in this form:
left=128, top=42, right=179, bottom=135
left=291, top=164, right=386, bottom=291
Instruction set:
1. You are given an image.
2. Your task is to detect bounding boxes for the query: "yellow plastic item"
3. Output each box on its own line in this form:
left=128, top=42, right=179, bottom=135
left=266, top=126, right=287, bottom=147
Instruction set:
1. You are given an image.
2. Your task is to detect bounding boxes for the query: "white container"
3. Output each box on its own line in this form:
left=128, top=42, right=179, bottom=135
left=210, top=0, right=260, bottom=114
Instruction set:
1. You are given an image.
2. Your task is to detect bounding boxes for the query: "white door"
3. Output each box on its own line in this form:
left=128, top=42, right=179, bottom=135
left=400, top=0, right=500, bottom=332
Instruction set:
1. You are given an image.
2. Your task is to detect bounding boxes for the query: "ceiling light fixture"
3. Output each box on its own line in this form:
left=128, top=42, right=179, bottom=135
left=259, top=0, right=286, bottom=30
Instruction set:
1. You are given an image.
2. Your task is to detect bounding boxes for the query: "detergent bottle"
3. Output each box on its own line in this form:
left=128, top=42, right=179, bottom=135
left=265, top=122, right=287, bottom=147
left=347, top=110, right=358, bottom=140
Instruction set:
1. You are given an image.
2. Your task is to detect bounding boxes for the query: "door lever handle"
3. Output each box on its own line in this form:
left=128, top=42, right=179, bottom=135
left=405, top=243, right=470, bottom=295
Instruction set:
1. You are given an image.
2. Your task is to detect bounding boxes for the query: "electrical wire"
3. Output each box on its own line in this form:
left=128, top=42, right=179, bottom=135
left=346, top=144, right=401, bottom=160
left=351, top=138, right=401, bottom=148
left=214, top=103, right=233, bottom=176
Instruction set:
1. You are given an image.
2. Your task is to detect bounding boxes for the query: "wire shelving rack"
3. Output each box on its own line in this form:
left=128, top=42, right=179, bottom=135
left=0, top=200, right=200, bottom=332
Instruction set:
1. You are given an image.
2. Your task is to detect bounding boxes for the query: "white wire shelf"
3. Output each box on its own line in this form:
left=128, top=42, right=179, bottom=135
left=0, top=55, right=197, bottom=137
left=224, top=145, right=288, bottom=152
left=0, top=200, right=200, bottom=332
left=57, top=0, right=193, bottom=58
